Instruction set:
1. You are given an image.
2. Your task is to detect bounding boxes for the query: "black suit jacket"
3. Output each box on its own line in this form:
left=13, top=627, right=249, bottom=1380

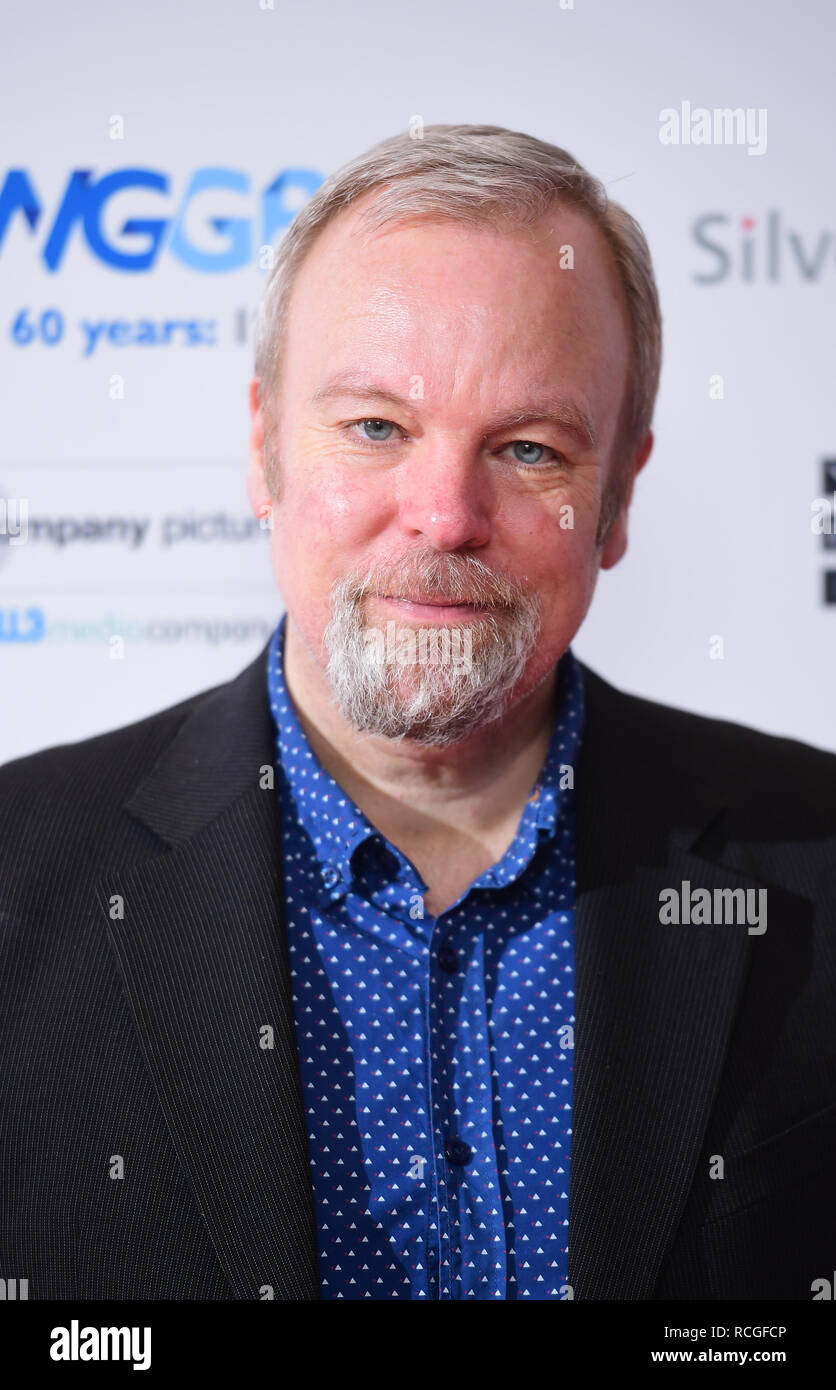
left=1, top=640, right=835, bottom=1300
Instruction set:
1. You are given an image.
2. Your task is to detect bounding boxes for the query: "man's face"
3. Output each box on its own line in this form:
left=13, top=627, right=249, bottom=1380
left=248, top=198, right=651, bottom=739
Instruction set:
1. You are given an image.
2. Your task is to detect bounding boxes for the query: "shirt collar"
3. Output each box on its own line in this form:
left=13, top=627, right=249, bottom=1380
left=266, top=613, right=585, bottom=888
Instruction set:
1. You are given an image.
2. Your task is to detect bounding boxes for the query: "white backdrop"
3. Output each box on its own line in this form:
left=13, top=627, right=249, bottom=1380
left=1, top=0, right=834, bottom=763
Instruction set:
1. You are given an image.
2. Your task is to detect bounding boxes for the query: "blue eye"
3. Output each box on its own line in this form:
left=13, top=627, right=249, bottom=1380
left=510, top=440, right=548, bottom=465
left=356, top=418, right=396, bottom=442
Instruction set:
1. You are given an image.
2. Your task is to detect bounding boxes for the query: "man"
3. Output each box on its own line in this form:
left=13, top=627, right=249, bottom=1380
left=1, top=124, right=834, bottom=1302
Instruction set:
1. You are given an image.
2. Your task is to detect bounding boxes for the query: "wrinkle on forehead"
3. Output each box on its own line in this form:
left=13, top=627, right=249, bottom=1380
left=280, top=207, right=631, bottom=455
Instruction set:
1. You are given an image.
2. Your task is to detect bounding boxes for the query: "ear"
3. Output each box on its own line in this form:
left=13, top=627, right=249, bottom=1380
left=246, top=376, right=274, bottom=522
left=600, top=429, right=654, bottom=571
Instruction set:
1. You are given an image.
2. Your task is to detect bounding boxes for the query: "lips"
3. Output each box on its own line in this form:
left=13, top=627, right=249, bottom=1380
left=380, top=594, right=489, bottom=608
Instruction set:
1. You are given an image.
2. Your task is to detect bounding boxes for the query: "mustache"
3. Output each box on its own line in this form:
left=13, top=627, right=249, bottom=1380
left=337, top=548, right=530, bottom=611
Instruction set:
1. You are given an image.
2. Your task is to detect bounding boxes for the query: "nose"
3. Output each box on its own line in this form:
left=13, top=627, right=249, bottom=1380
left=395, top=440, right=493, bottom=551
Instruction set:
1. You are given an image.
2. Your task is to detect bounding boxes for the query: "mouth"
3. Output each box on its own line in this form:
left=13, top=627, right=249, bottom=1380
left=374, top=594, right=492, bottom=622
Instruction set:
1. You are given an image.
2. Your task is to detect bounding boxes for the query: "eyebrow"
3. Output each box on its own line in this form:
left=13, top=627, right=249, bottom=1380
left=309, top=370, right=598, bottom=452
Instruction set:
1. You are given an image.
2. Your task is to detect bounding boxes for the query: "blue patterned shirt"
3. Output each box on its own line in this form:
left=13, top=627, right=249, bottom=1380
left=266, top=615, right=584, bottom=1299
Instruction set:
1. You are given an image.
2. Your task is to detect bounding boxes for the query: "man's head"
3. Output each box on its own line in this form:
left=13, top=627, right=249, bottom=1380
left=248, top=124, right=660, bottom=744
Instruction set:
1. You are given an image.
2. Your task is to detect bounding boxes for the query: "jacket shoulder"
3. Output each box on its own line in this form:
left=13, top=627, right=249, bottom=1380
left=0, top=668, right=241, bottom=849
left=578, top=662, right=836, bottom=812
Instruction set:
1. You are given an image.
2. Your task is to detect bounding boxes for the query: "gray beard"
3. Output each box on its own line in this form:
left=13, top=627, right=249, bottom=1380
left=322, top=549, right=542, bottom=746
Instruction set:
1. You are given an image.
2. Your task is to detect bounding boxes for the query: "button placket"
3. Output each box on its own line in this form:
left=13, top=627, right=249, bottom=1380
left=438, top=942, right=459, bottom=973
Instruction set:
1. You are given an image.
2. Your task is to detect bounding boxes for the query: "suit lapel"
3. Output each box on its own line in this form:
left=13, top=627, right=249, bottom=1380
left=569, top=665, right=759, bottom=1298
left=95, top=643, right=319, bottom=1300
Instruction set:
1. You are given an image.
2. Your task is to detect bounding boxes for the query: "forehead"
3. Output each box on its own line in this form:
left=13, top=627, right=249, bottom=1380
left=277, top=197, right=631, bottom=438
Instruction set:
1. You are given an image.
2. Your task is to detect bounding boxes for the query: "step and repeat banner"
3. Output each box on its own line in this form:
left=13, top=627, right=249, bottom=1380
left=1, top=0, right=833, bottom=761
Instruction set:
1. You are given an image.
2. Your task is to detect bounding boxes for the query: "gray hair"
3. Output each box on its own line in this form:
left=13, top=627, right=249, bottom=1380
left=254, top=123, right=662, bottom=539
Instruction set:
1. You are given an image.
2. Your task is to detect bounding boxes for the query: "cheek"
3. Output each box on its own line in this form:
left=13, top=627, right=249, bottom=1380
left=497, top=499, right=602, bottom=650
left=270, top=471, right=390, bottom=592
left=294, top=475, right=363, bottom=535
left=501, top=488, right=600, bottom=580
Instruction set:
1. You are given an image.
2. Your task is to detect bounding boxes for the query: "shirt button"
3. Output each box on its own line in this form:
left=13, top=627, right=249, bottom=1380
left=445, top=1136, right=473, bottom=1166
left=321, top=865, right=340, bottom=890
left=438, top=944, right=459, bottom=973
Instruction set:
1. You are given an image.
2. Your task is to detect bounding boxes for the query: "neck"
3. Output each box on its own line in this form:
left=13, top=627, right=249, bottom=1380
left=281, top=616, right=558, bottom=834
